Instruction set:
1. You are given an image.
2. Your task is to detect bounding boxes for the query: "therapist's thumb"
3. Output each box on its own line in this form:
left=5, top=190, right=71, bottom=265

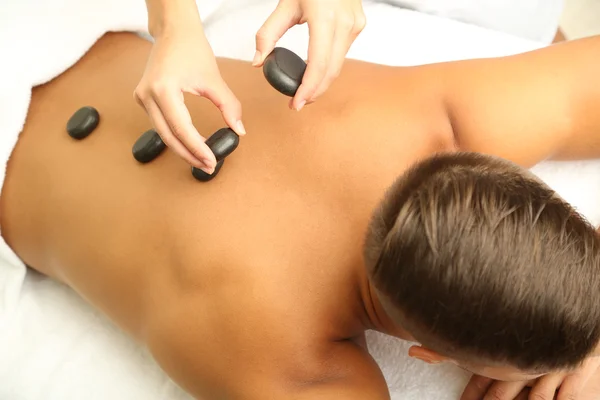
left=204, top=80, right=246, bottom=136
left=254, top=2, right=299, bottom=67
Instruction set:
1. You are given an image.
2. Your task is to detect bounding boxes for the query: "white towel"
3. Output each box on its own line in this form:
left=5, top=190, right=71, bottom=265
left=1, top=1, right=600, bottom=400
left=372, top=0, right=564, bottom=44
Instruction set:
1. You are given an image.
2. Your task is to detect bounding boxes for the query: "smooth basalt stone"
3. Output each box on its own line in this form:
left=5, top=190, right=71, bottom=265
left=205, top=128, right=239, bottom=161
left=66, top=106, right=100, bottom=139
left=262, top=47, right=307, bottom=97
left=132, top=129, right=167, bottom=163
left=191, top=159, right=225, bottom=182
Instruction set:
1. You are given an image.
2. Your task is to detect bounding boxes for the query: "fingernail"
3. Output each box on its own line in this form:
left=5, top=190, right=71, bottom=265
left=252, top=51, right=261, bottom=66
left=193, top=159, right=209, bottom=170
left=200, top=165, right=215, bottom=175
left=236, top=120, right=247, bottom=135
left=201, top=158, right=216, bottom=171
left=294, top=100, right=306, bottom=111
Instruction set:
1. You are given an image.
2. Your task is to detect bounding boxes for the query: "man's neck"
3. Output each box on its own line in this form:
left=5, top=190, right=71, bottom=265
left=357, top=269, right=414, bottom=341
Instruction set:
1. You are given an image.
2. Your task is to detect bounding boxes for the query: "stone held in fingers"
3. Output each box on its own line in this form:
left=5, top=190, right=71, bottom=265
left=192, top=159, right=225, bottom=182
left=205, top=128, right=240, bottom=161
left=263, top=47, right=307, bottom=97
left=132, top=129, right=167, bottom=163
left=66, top=106, right=100, bottom=139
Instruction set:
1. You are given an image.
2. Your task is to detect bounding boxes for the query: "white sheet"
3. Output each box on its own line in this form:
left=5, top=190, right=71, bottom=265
left=373, top=0, right=564, bottom=44
left=2, top=1, right=600, bottom=399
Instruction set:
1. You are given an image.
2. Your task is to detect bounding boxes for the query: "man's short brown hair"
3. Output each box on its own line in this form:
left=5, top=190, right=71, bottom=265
left=364, top=152, right=600, bottom=371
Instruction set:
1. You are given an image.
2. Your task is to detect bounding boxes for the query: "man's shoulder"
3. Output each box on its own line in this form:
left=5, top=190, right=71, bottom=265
left=289, top=336, right=390, bottom=397
left=242, top=336, right=391, bottom=400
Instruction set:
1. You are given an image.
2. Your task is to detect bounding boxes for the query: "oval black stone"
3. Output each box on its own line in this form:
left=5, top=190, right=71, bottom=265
left=205, top=128, right=239, bottom=161
left=66, top=106, right=100, bottom=139
left=263, top=48, right=307, bottom=97
left=132, top=129, right=166, bottom=163
left=191, top=159, right=225, bottom=182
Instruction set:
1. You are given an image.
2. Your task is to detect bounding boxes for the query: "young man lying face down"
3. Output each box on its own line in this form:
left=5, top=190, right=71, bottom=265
left=2, top=32, right=600, bottom=400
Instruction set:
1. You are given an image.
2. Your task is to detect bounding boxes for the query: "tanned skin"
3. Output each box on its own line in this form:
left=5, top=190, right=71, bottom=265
left=1, top=32, right=599, bottom=399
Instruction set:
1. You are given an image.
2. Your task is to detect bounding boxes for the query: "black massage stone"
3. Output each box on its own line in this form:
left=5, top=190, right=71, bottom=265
left=205, top=127, right=239, bottom=161
left=263, top=47, right=307, bottom=97
left=66, top=106, right=100, bottom=139
left=132, top=129, right=166, bottom=163
left=192, top=159, right=224, bottom=182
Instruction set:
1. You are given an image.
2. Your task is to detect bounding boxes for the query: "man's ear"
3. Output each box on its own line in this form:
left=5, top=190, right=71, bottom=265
left=408, top=345, right=452, bottom=365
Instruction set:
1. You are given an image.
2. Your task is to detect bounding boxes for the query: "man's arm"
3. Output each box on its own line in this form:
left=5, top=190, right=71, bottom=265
left=439, top=35, right=600, bottom=167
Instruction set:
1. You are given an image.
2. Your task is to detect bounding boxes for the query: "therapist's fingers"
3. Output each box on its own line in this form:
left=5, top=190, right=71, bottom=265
left=254, top=1, right=300, bottom=67
left=135, top=92, right=206, bottom=169
left=152, top=88, right=217, bottom=168
left=308, top=16, right=362, bottom=102
left=202, top=79, right=246, bottom=137
left=292, top=16, right=334, bottom=110
left=147, top=89, right=216, bottom=171
left=138, top=96, right=212, bottom=172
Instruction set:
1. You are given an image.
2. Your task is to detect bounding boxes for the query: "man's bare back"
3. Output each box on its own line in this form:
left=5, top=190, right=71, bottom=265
left=3, top=32, right=600, bottom=400
left=0, top=32, right=451, bottom=398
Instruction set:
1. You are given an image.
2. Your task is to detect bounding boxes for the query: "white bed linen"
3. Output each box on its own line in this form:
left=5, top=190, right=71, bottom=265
left=1, top=1, right=599, bottom=399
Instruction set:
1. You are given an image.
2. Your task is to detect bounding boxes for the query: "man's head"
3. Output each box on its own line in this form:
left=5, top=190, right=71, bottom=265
left=363, top=152, right=600, bottom=380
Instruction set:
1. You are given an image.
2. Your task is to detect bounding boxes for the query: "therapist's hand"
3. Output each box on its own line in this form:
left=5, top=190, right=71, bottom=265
left=134, top=22, right=245, bottom=173
left=253, top=0, right=366, bottom=111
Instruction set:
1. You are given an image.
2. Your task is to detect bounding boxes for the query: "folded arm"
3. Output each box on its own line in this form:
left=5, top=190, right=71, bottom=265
left=437, top=35, right=600, bottom=167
